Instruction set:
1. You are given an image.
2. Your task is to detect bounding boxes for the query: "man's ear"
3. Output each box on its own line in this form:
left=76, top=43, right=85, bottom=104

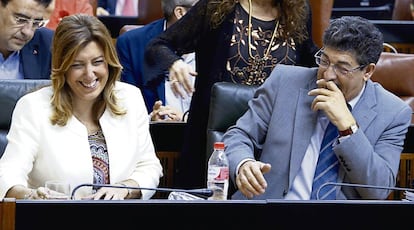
left=173, top=6, right=188, bottom=20
left=364, top=63, right=376, bottom=81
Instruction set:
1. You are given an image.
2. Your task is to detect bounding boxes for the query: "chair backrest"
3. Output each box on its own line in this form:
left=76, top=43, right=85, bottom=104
left=119, top=24, right=144, bottom=36
left=309, top=0, right=333, bottom=48
left=138, top=0, right=163, bottom=24
left=206, top=82, right=258, bottom=162
left=0, top=79, right=51, bottom=156
left=371, top=52, right=414, bottom=98
left=392, top=0, right=413, bottom=20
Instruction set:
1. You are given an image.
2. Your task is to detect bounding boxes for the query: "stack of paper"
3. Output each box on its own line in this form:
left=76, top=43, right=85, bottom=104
left=403, top=191, right=414, bottom=201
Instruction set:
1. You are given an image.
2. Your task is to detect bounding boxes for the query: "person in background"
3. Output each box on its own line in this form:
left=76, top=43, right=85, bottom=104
left=223, top=16, right=412, bottom=200
left=97, top=0, right=138, bottom=16
left=411, top=0, right=414, bottom=19
left=116, top=0, right=198, bottom=121
left=0, top=0, right=53, bottom=79
left=392, top=0, right=414, bottom=20
left=45, top=0, right=94, bottom=30
left=144, top=0, right=318, bottom=189
left=0, top=14, right=163, bottom=200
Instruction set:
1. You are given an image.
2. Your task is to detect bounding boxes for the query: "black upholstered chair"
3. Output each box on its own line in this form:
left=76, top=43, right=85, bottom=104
left=0, top=79, right=51, bottom=157
left=206, top=82, right=258, bottom=197
left=206, top=82, right=258, bottom=165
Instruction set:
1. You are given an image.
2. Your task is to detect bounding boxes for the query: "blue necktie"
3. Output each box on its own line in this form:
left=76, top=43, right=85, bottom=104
left=310, top=122, right=339, bottom=200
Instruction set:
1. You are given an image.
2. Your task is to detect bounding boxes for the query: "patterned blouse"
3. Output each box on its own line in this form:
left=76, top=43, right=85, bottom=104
left=225, top=4, right=298, bottom=85
left=88, top=130, right=109, bottom=193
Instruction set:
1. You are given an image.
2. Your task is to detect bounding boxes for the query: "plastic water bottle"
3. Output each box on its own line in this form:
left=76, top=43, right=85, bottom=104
left=207, top=142, right=229, bottom=200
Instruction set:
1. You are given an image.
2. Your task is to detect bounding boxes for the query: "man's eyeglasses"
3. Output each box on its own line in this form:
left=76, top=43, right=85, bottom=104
left=314, top=49, right=365, bottom=77
left=12, top=14, right=47, bottom=29
left=5, top=5, right=47, bottom=30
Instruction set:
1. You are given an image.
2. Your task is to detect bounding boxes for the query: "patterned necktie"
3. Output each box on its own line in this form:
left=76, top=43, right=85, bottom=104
left=310, top=122, right=339, bottom=200
left=122, top=0, right=135, bottom=16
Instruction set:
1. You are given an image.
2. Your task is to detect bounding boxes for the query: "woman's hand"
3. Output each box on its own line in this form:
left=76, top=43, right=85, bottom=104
left=82, top=186, right=129, bottom=200
left=6, top=185, right=69, bottom=200
left=80, top=180, right=141, bottom=200
left=168, top=59, right=197, bottom=98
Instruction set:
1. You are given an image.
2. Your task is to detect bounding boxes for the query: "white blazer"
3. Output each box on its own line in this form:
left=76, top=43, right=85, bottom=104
left=0, top=81, right=163, bottom=200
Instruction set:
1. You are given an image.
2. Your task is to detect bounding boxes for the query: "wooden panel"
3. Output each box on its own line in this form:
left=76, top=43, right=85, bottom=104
left=0, top=198, right=15, bottom=230
left=137, top=0, right=163, bottom=24
left=309, top=0, right=334, bottom=48
left=392, top=0, right=413, bottom=20
left=153, top=151, right=180, bottom=198
left=147, top=122, right=185, bottom=198
left=388, top=153, right=414, bottom=200
left=383, top=43, right=414, bottom=54
left=156, top=151, right=180, bottom=188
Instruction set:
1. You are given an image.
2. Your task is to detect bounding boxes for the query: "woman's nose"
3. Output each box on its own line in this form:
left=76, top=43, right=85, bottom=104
left=85, top=64, right=96, bottom=78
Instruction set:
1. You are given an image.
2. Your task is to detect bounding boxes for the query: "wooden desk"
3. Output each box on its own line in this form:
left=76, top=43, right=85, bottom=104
left=149, top=122, right=186, bottom=197
left=0, top=198, right=15, bottom=230
left=1, top=199, right=414, bottom=229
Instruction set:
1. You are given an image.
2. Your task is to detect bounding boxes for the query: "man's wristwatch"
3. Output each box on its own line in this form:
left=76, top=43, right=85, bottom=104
left=339, top=123, right=359, bottom=137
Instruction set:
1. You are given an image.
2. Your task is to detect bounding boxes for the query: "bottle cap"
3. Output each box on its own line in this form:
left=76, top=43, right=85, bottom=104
left=214, top=142, right=225, bottom=150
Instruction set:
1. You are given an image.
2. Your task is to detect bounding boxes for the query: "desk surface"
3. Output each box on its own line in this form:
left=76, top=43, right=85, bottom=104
left=3, top=199, right=414, bottom=229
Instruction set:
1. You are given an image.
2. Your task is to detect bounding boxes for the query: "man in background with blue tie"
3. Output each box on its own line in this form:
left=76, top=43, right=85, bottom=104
left=223, top=16, right=412, bottom=200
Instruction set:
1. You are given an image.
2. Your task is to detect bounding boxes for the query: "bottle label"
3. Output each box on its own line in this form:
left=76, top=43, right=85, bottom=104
left=207, top=166, right=229, bottom=200
left=208, top=166, right=229, bottom=181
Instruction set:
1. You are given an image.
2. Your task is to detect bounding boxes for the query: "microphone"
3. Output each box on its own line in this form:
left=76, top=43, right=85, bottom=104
left=316, top=182, right=414, bottom=200
left=70, top=183, right=213, bottom=200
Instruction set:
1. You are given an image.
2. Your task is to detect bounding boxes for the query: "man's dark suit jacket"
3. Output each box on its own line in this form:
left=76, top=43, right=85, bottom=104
left=116, top=19, right=165, bottom=112
left=21, top=27, right=53, bottom=79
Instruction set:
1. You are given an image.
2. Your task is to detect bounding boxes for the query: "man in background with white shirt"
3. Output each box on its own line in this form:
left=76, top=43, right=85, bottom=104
left=116, top=0, right=198, bottom=121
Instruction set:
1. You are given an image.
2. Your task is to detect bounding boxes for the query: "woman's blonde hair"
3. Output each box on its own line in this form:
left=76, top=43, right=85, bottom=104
left=50, top=14, right=125, bottom=126
left=209, top=0, right=308, bottom=43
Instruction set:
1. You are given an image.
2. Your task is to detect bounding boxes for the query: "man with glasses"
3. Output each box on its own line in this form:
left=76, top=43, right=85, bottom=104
left=0, top=0, right=53, bottom=79
left=222, top=16, right=412, bottom=200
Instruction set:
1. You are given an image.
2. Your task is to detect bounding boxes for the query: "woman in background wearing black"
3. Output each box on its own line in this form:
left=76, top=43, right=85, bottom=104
left=144, top=0, right=318, bottom=190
